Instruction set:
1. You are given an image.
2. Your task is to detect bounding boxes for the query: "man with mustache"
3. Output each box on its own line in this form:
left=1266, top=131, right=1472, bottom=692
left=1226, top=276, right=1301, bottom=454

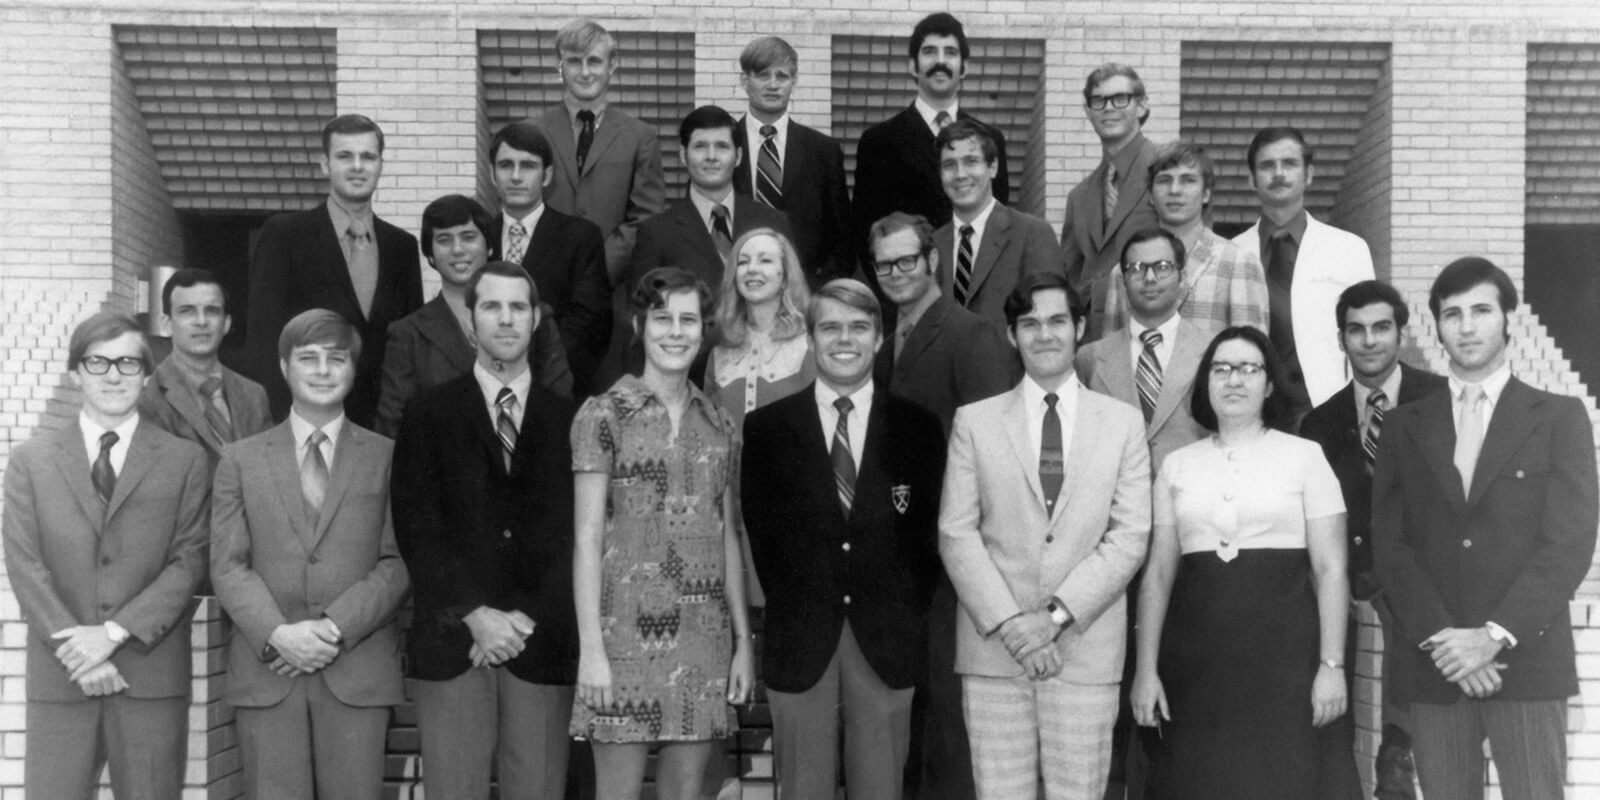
left=1232, top=126, right=1374, bottom=430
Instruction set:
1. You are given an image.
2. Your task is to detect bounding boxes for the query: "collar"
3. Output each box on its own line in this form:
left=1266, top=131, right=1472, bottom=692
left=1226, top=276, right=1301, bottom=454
left=689, top=186, right=736, bottom=227
left=1448, top=361, right=1512, bottom=407
left=473, top=360, right=532, bottom=408
left=745, top=112, right=790, bottom=141
left=1353, top=366, right=1404, bottom=413
left=1129, top=312, right=1181, bottom=344
left=503, top=203, right=546, bottom=233
left=611, top=374, right=723, bottom=428
left=897, top=284, right=944, bottom=336
left=289, top=408, right=345, bottom=455
left=564, top=99, right=608, bottom=127
left=953, top=196, right=998, bottom=228
left=167, top=354, right=223, bottom=394
left=1021, top=371, right=1080, bottom=408
left=79, top=410, right=139, bottom=452
left=1259, top=209, right=1308, bottom=243
left=326, top=194, right=374, bottom=236
left=1105, top=132, right=1147, bottom=181
left=816, top=377, right=875, bottom=413
left=914, top=96, right=959, bottom=133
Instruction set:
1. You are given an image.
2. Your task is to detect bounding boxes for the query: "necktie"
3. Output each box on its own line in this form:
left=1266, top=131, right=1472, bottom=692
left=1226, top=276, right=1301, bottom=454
left=91, top=431, right=118, bottom=503
left=933, top=110, right=952, bottom=132
left=506, top=220, right=529, bottom=264
left=954, top=224, right=975, bottom=306
left=198, top=375, right=234, bottom=443
left=831, top=396, right=857, bottom=514
left=711, top=203, right=734, bottom=264
left=345, top=224, right=377, bottom=318
left=1453, top=385, right=1486, bottom=496
left=1136, top=330, right=1163, bottom=423
left=1103, top=164, right=1119, bottom=231
left=576, top=109, right=596, bottom=173
left=755, top=124, right=783, bottom=208
left=1040, top=393, right=1065, bottom=513
left=301, top=430, right=329, bottom=519
left=495, top=387, right=519, bottom=471
left=1363, top=390, right=1387, bottom=467
left=1265, top=230, right=1297, bottom=358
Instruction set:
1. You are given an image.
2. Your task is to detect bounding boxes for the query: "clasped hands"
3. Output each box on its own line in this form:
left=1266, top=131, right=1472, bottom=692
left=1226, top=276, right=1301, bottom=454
left=268, top=617, right=343, bottom=677
left=996, top=609, right=1063, bottom=681
left=52, top=625, right=125, bottom=695
left=1423, top=626, right=1507, bottom=699
left=465, top=607, right=535, bottom=668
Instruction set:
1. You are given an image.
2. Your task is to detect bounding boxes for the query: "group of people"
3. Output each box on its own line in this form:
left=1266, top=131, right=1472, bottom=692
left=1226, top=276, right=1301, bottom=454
left=3, top=11, right=1595, bottom=800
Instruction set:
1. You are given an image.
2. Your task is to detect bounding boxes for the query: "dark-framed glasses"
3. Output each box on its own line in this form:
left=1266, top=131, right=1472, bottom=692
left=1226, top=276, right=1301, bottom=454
left=873, top=254, right=923, bottom=277
left=1125, top=260, right=1180, bottom=280
left=1086, top=92, right=1140, bottom=110
left=80, top=356, right=145, bottom=376
left=1209, top=362, right=1266, bottom=380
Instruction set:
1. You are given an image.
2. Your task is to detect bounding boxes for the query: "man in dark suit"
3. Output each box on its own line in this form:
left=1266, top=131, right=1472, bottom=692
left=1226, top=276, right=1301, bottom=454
left=1302, top=279, right=1447, bottom=800
left=732, top=36, right=852, bottom=287
left=393, top=261, right=579, bottom=799
left=246, top=114, right=422, bottom=427
left=491, top=121, right=611, bottom=395
left=1373, top=257, right=1597, bottom=800
left=3, top=312, right=209, bottom=799
left=933, top=121, right=1062, bottom=334
left=1060, top=63, right=1161, bottom=340
left=743, top=279, right=947, bottom=800
left=212, top=309, right=410, bottom=800
left=140, top=268, right=274, bottom=473
left=853, top=12, right=1009, bottom=263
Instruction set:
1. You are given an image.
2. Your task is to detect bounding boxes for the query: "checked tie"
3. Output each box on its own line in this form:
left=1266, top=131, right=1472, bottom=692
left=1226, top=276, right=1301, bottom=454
left=506, top=220, right=529, bottom=265
left=1136, top=329, right=1163, bottom=424
left=831, top=396, right=857, bottom=515
left=755, top=124, right=783, bottom=208
left=495, top=387, right=519, bottom=471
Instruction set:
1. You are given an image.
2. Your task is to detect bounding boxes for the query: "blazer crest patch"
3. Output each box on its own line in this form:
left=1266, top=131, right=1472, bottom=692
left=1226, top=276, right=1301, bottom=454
left=891, top=483, right=911, bottom=514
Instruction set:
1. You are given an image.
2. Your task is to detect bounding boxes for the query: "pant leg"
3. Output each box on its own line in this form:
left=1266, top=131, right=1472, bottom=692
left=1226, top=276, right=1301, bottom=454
left=1037, top=679, right=1117, bottom=800
left=1482, top=698, right=1567, bottom=800
left=25, top=699, right=103, bottom=800
left=235, top=679, right=316, bottom=800
left=767, top=638, right=843, bottom=800
left=307, top=673, right=392, bottom=800
left=962, top=674, right=1039, bottom=800
left=102, top=694, right=188, bottom=800
left=837, top=621, right=915, bottom=800
left=414, top=667, right=498, bottom=799
left=918, top=575, right=976, bottom=800
left=1408, top=699, right=1487, bottom=800
left=497, top=673, right=575, bottom=800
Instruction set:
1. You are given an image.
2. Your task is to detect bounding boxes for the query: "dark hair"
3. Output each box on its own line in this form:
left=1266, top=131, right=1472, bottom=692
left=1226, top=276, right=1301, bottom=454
left=420, top=194, right=496, bottom=265
left=1428, top=256, right=1518, bottom=341
left=1004, top=271, right=1085, bottom=331
left=935, top=120, right=997, bottom=165
left=867, top=212, right=936, bottom=258
left=1246, top=126, right=1314, bottom=172
left=678, top=105, right=740, bottom=149
left=740, top=36, right=797, bottom=74
left=1146, top=138, right=1215, bottom=194
left=1336, top=280, right=1410, bottom=330
left=629, top=267, right=713, bottom=339
left=1083, top=63, right=1150, bottom=125
left=68, top=312, right=153, bottom=375
left=908, top=12, right=969, bottom=61
left=466, top=260, right=540, bottom=311
left=277, top=308, right=362, bottom=363
left=161, top=268, right=227, bottom=315
left=1189, top=326, right=1291, bottom=432
left=490, top=121, right=556, bottom=171
left=1120, top=228, right=1186, bottom=273
left=322, top=114, right=384, bottom=155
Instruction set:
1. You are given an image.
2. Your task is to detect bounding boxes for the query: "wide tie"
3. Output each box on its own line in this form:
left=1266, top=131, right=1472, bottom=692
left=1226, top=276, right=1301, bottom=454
left=495, top=387, right=519, bottom=471
left=711, top=203, right=734, bottom=264
left=91, top=430, right=118, bottom=504
left=1136, top=329, right=1163, bottom=424
left=1040, top=393, right=1065, bottom=514
left=1264, top=230, right=1297, bottom=360
left=933, top=110, right=952, bottom=132
left=954, top=224, right=975, bottom=306
left=301, top=430, right=329, bottom=520
left=1453, top=384, right=1486, bottom=497
left=198, top=375, right=235, bottom=443
left=1363, top=389, right=1387, bottom=468
left=755, top=124, right=784, bottom=208
left=345, top=224, right=378, bottom=318
left=1102, top=163, right=1119, bottom=232
left=506, top=220, right=529, bottom=265
left=576, top=109, right=596, bottom=173
left=831, top=396, right=857, bottom=515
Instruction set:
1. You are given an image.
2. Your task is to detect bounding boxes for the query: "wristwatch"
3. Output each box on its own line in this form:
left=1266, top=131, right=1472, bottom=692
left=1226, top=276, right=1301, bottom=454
left=103, top=620, right=129, bottom=646
left=1046, top=597, right=1073, bottom=630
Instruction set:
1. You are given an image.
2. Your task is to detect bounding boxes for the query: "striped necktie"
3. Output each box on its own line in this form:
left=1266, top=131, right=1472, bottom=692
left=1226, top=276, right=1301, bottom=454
left=1103, top=163, right=1119, bottom=232
left=199, top=375, right=234, bottom=443
left=495, top=387, right=519, bottom=471
left=755, top=124, right=783, bottom=208
left=954, top=224, right=975, bottom=306
left=1362, top=389, right=1387, bottom=467
left=831, top=396, right=857, bottom=514
left=1136, top=329, right=1163, bottom=423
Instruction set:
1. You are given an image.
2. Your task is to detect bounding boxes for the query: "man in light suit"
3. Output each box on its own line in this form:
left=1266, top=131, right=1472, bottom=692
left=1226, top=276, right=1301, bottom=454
left=743, top=279, right=947, bottom=800
left=392, top=261, right=579, bottom=799
left=1374, top=257, right=1597, bottom=800
left=1232, top=126, right=1374, bottom=428
left=212, top=309, right=410, bottom=800
left=933, top=120, right=1062, bottom=335
left=1301, top=280, right=1447, bottom=800
left=246, top=114, right=422, bottom=427
left=140, top=268, right=274, bottom=474
left=527, top=18, right=665, bottom=283
left=941, top=271, right=1151, bottom=799
left=732, top=36, right=853, bottom=287
left=3, top=312, right=209, bottom=799
left=1060, top=63, right=1161, bottom=340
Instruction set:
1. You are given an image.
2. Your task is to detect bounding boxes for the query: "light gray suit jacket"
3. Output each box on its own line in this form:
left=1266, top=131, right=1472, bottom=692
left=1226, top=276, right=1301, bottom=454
left=1074, top=317, right=1211, bottom=472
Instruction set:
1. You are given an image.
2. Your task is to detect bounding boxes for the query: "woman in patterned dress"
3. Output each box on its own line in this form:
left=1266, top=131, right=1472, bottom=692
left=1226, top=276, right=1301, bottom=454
left=570, top=267, right=756, bottom=799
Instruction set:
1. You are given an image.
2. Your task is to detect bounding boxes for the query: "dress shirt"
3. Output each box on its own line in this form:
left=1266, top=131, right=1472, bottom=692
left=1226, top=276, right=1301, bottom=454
left=815, top=379, right=875, bottom=474
left=1257, top=208, right=1309, bottom=257
left=501, top=204, right=547, bottom=260
left=914, top=96, right=959, bottom=136
left=327, top=195, right=376, bottom=264
left=951, top=197, right=998, bottom=267
left=1447, top=361, right=1512, bottom=442
left=79, top=411, right=139, bottom=475
left=1352, top=366, right=1404, bottom=441
left=1127, top=313, right=1181, bottom=378
left=689, top=185, right=739, bottom=238
left=1018, top=373, right=1081, bottom=465
left=473, top=361, right=531, bottom=431
left=288, top=408, right=344, bottom=468
left=743, top=113, right=789, bottom=196
left=563, top=100, right=608, bottom=136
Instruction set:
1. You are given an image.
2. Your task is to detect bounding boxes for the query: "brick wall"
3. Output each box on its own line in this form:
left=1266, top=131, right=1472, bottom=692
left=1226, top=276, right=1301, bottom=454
left=1332, top=56, right=1395, bottom=279
left=110, top=37, right=185, bottom=314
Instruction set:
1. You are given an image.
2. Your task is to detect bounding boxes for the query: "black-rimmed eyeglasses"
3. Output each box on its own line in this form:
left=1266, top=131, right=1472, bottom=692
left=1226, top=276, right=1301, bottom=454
left=873, top=254, right=923, bottom=277
left=80, top=356, right=145, bottom=376
left=1124, top=260, right=1180, bottom=280
left=1086, top=92, right=1141, bottom=110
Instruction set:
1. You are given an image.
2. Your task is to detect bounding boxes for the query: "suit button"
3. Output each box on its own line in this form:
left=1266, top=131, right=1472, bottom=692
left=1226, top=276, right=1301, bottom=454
left=1515, top=470, right=1525, bottom=479
left=503, top=530, right=513, bottom=539
left=843, top=595, right=852, bottom=605
left=100, top=603, right=112, bottom=612
left=101, top=555, right=112, bottom=566
left=842, top=542, right=851, bottom=552
left=1353, top=536, right=1364, bottom=546
left=1223, top=493, right=1234, bottom=502
left=1045, top=535, right=1054, bottom=543
left=309, top=556, right=319, bottom=564
left=1462, top=539, right=1472, bottom=548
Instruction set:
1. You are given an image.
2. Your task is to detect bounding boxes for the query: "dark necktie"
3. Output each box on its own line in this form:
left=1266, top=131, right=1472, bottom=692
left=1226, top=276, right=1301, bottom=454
left=1136, top=330, right=1163, bottom=423
left=301, top=430, right=329, bottom=519
left=1040, top=393, right=1064, bottom=513
left=1265, top=230, right=1297, bottom=358
left=954, top=224, right=975, bottom=306
left=91, top=431, right=118, bottom=503
left=495, top=387, right=519, bottom=471
left=1363, top=389, right=1387, bottom=467
left=711, top=203, right=733, bottom=264
left=1103, top=163, right=1119, bottom=232
left=198, top=375, right=234, bottom=443
left=576, top=109, right=596, bottom=173
left=755, top=124, right=783, bottom=208
left=831, top=396, right=857, bottom=514
left=933, top=110, right=952, bottom=132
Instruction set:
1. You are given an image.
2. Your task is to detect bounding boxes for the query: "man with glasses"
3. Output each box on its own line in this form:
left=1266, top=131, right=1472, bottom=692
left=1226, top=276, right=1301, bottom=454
left=1061, top=63, right=1162, bottom=341
left=4, top=312, right=210, bottom=799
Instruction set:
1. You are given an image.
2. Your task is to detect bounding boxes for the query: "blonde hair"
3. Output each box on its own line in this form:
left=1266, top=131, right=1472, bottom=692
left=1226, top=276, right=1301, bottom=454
left=714, top=228, right=811, bottom=347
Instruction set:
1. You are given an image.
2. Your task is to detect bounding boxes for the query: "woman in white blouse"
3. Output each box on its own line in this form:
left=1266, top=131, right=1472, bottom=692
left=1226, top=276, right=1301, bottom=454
left=705, top=227, right=815, bottom=429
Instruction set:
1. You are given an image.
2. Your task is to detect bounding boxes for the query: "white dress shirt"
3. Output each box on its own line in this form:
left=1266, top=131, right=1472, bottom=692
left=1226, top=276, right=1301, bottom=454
left=743, top=112, right=790, bottom=196
left=1127, top=314, right=1181, bottom=379
left=815, top=379, right=874, bottom=474
left=689, top=185, right=739, bottom=238
left=474, top=361, right=532, bottom=431
left=1018, top=373, right=1081, bottom=464
left=914, top=96, right=960, bottom=136
left=289, top=409, right=344, bottom=467
left=1352, top=365, right=1404, bottom=441
left=1447, top=361, right=1511, bottom=442
left=79, top=412, right=139, bottom=475
left=500, top=204, right=547, bottom=261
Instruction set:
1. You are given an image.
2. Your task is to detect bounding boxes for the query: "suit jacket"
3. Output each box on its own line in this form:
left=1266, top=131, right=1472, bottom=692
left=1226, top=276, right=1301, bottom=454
left=2, top=420, right=209, bottom=701
left=499, top=206, right=612, bottom=393
left=1074, top=317, right=1210, bottom=472
left=246, top=200, right=423, bottom=427
left=528, top=105, right=666, bottom=279
left=854, top=104, right=1009, bottom=241
left=934, top=203, right=1063, bottom=333
left=1060, top=134, right=1160, bottom=339
left=1232, top=214, right=1375, bottom=406
left=873, top=292, right=1018, bottom=435
left=211, top=420, right=409, bottom=708
left=939, top=383, right=1151, bottom=682
left=1300, top=363, right=1447, bottom=595
left=374, top=294, right=573, bottom=438
left=734, top=116, right=853, bottom=286
left=138, top=356, right=273, bottom=473
left=392, top=375, right=578, bottom=685
left=1373, top=377, right=1597, bottom=703
left=742, top=385, right=947, bottom=693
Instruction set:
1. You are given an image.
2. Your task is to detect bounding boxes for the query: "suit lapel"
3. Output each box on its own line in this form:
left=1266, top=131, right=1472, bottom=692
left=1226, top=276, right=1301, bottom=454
left=582, top=113, right=623, bottom=178
left=1149, top=320, right=1206, bottom=434
left=314, top=202, right=365, bottom=321
left=1057, top=389, right=1103, bottom=524
left=466, top=379, right=513, bottom=477
left=851, top=392, right=892, bottom=522
left=780, top=126, right=807, bottom=197
left=544, top=111, right=582, bottom=189
left=895, top=296, right=950, bottom=381
left=1466, top=378, right=1537, bottom=508
left=155, top=359, right=225, bottom=454
left=793, top=388, right=848, bottom=526
left=413, top=296, right=477, bottom=377
left=222, top=367, right=271, bottom=439
left=1411, top=391, right=1466, bottom=508
left=103, top=422, right=160, bottom=523
left=671, top=202, right=722, bottom=281
left=54, top=423, right=104, bottom=527
left=1001, top=388, right=1047, bottom=509
left=268, top=424, right=316, bottom=551
left=969, top=205, right=1010, bottom=297
left=311, top=423, right=364, bottom=546
left=1094, top=330, right=1138, bottom=407
left=1086, top=162, right=1111, bottom=251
